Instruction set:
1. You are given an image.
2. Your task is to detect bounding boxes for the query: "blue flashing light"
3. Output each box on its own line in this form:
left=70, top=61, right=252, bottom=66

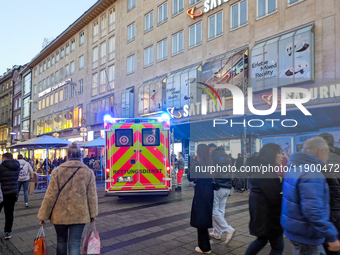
left=161, top=113, right=170, bottom=121
left=103, top=114, right=112, bottom=122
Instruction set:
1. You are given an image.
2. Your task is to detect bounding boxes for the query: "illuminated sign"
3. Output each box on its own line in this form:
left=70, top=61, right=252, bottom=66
left=187, top=7, right=203, bottom=19
left=204, top=0, right=229, bottom=13
left=39, top=78, right=72, bottom=98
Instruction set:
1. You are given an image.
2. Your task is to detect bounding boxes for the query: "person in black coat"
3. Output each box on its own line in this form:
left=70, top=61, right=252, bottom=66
left=244, top=143, right=284, bottom=255
left=188, top=144, right=214, bottom=254
left=0, top=153, right=20, bottom=239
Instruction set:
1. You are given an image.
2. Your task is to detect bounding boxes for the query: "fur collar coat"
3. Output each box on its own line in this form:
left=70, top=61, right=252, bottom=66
left=37, top=160, right=98, bottom=225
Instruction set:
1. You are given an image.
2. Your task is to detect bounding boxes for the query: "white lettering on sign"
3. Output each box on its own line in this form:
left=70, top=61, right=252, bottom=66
left=39, top=78, right=72, bottom=98
left=204, top=0, right=229, bottom=13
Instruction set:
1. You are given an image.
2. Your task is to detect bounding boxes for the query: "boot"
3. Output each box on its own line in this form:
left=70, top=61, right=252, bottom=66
left=175, top=186, right=182, bottom=191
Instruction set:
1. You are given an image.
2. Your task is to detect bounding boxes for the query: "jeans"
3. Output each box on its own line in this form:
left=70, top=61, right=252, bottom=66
left=18, top=180, right=30, bottom=203
left=197, top=228, right=211, bottom=252
left=0, top=194, right=17, bottom=233
left=212, top=188, right=234, bottom=234
left=54, top=224, right=85, bottom=255
left=245, top=235, right=284, bottom=255
left=291, top=241, right=326, bottom=255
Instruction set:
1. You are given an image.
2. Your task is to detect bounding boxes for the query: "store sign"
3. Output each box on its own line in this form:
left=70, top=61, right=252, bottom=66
left=187, top=7, right=203, bottom=19
left=204, top=0, right=229, bottom=13
left=68, top=137, right=83, bottom=142
left=88, top=131, right=94, bottom=141
left=39, top=78, right=72, bottom=98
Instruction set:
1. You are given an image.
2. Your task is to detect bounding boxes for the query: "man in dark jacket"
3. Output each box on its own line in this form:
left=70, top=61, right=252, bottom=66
left=0, top=153, right=20, bottom=240
left=208, top=144, right=236, bottom=244
left=319, top=133, right=340, bottom=255
left=174, top=152, right=185, bottom=191
left=281, top=137, right=340, bottom=254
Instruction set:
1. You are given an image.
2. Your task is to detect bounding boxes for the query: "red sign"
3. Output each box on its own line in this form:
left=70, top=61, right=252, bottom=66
left=187, top=7, right=203, bottom=19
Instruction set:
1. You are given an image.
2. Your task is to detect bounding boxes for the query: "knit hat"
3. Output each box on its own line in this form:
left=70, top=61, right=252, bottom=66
left=318, top=133, right=335, bottom=147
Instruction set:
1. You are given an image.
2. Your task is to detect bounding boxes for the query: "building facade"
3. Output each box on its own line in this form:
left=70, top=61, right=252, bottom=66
left=29, top=0, right=340, bottom=158
left=20, top=65, right=32, bottom=141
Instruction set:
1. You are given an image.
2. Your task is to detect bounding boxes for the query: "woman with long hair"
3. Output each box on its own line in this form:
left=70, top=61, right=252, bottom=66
left=244, top=143, right=284, bottom=255
left=189, top=144, right=214, bottom=254
left=37, top=142, right=98, bottom=255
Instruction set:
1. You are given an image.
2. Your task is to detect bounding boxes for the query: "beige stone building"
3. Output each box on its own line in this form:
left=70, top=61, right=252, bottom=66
left=29, top=0, right=340, bottom=156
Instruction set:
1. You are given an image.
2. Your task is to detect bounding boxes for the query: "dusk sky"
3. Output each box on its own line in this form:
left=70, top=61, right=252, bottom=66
left=0, top=0, right=97, bottom=74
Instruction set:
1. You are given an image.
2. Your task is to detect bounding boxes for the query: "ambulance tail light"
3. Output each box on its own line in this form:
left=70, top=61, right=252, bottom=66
left=166, top=166, right=170, bottom=177
left=106, top=168, right=110, bottom=173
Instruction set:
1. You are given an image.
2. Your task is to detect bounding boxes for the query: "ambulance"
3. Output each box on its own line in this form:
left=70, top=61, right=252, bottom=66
left=104, top=114, right=172, bottom=196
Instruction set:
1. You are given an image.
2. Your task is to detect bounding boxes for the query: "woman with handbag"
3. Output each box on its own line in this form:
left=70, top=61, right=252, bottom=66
left=37, top=142, right=98, bottom=255
left=189, top=144, right=214, bottom=254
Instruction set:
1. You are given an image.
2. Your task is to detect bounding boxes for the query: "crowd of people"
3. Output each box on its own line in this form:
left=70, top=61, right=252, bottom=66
left=186, top=132, right=340, bottom=255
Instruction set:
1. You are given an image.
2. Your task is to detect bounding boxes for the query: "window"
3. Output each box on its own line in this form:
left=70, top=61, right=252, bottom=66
left=189, top=0, right=201, bottom=5
left=158, top=2, right=168, bottom=24
left=43, top=79, right=46, bottom=89
left=34, top=84, right=37, bottom=94
left=18, top=97, right=21, bottom=108
left=288, top=0, right=301, bottom=4
left=128, top=0, right=135, bottom=11
left=144, top=46, right=153, bottom=67
left=51, top=55, right=55, bottom=65
left=42, top=98, right=45, bottom=109
left=109, top=7, right=115, bottom=32
left=122, top=88, right=134, bottom=117
left=65, top=43, right=70, bottom=56
left=51, top=74, right=54, bottom=85
left=23, top=97, right=30, bottom=118
left=43, top=61, right=46, bottom=71
left=128, top=23, right=135, bottom=42
left=14, top=116, right=17, bottom=126
left=209, top=11, right=223, bottom=39
left=80, top=31, right=84, bottom=46
left=231, top=0, right=247, bottom=29
left=157, top=39, right=167, bottom=61
left=172, top=31, right=183, bottom=55
left=108, top=65, right=115, bottom=89
left=257, top=0, right=276, bottom=18
left=127, top=55, right=135, bottom=74
left=65, top=65, right=69, bottom=77
left=109, top=36, right=115, bottom=61
left=47, top=77, right=50, bottom=87
left=93, top=20, right=99, bottom=42
left=56, top=51, right=59, bottom=62
left=71, top=39, right=75, bottom=52
left=18, top=114, right=20, bottom=125
left=79, top=79, right=84, bottom=94
left=92, top=73, right=98, bottom=96
left=55, top=92, right=59, bottom=104
left=145, top=12, right=153, bottom=32
left=115, top=129, right=133, bottom=147
left=70, top=61, right=75, bottom=74
left=71, top=85, right=74, bottom=98
left=100, top=69, right=106, bottom=93
left=189, top=22, right=202, bottom=47
left=60, top=68, right=63, bottom=80
left=173, top=0, right=184, bottom=16
left=50, top=94, right=54, bottom=105
left=46, top=96, right=49, bottom=107
left=55, top=71, right=59, bottom=82
left=64, top=87, right=68, bottom=100
left=100, top=42, right=106, bottom=65
left=93, top=47, right=98, bottom=69
left=101, top=14, right=107, bottom=37
left=142, top=128, right=160, bottom=146
left=34, top=68, right=37, bottom=77
left=39, top=64, right=42, bottom=74
left=47, top=58, right=50, bottom=68
left=60, top=89, right=63, bottom=102
left=61, top=48, right=64, bottom=59
left=14, top=99, right=17, bottom=110
left=79, top=55, right=84, bottom=70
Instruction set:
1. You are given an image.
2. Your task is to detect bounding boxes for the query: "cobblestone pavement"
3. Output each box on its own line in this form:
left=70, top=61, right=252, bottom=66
left=0, top=180, right=294, bottom=255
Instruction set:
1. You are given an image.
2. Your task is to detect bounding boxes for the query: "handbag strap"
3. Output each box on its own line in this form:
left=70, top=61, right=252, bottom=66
left=49, top=167, right=81, bottom=219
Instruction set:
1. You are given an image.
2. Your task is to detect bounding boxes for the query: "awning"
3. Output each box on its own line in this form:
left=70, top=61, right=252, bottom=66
left=172, top=104, right=340, bottom=141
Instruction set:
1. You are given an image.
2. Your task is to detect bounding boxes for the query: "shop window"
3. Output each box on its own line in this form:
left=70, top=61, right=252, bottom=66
left=115, top=129, right=133, bottom=147
left=122, top=87, right=134, bottom=118
left=142, top=128, right=160, bottom=146
left=139, top=76, right=165, bottom=115
left=53, top=112, right=62, bottom=131
left=73, top=106, right=82, bottom=128
left=63, top=109, right=73, bottom=129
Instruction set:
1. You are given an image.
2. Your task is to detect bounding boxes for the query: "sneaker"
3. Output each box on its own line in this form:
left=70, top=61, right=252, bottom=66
left=209, top=229, right=221, bottom=240
left=195, top=247, right=211, bottom=254
left=25, top=203, right=29, bottom=207
left=4, top=232, right=12, bottom=240
left=225, top=228, right=236, bottom=244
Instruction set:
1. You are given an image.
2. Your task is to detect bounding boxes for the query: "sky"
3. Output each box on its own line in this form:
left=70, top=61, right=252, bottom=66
left=0, top=0, right=97, bottom=75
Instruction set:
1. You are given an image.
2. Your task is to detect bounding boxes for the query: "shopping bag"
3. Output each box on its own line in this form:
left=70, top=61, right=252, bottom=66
left=34, top=226, right=47, bottom=255
left=81, top=222, right=100, bottom=254
left=28, top=181, right=35, bottom=195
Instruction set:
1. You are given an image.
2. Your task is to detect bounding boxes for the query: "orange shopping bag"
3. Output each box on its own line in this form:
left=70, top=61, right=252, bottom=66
left=34, top=226, right=47, bottom=255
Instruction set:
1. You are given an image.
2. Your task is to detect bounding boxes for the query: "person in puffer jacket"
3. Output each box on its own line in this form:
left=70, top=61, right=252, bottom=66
left=281, top=137, right=340, bottom=254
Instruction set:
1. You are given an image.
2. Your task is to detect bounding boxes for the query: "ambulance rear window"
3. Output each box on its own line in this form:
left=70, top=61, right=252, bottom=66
left=115, top=129, right=133, bottom=147
left=142, top=128, right=160, bottom=146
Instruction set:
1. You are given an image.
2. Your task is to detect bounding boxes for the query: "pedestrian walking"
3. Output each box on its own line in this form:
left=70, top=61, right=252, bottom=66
left=189, top=144, right=214, bottom=254
left=17, top=154, right=34, bottom=207
left=244, top=143, right=284, bottom=255
left=37, top=142, right=98, bottom=255
left=235, top=153, right=243, bottom=169
left=281, top=137, right=340, bottom=255
left=209, top=145, right=235, bottom=244
left=0, top=153, right=20, bottom=240
left=174, top=152, right=185, bottom=191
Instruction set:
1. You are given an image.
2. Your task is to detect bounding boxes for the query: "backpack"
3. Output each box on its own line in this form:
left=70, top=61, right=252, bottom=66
left=18, top=163, right=29, bottom=181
